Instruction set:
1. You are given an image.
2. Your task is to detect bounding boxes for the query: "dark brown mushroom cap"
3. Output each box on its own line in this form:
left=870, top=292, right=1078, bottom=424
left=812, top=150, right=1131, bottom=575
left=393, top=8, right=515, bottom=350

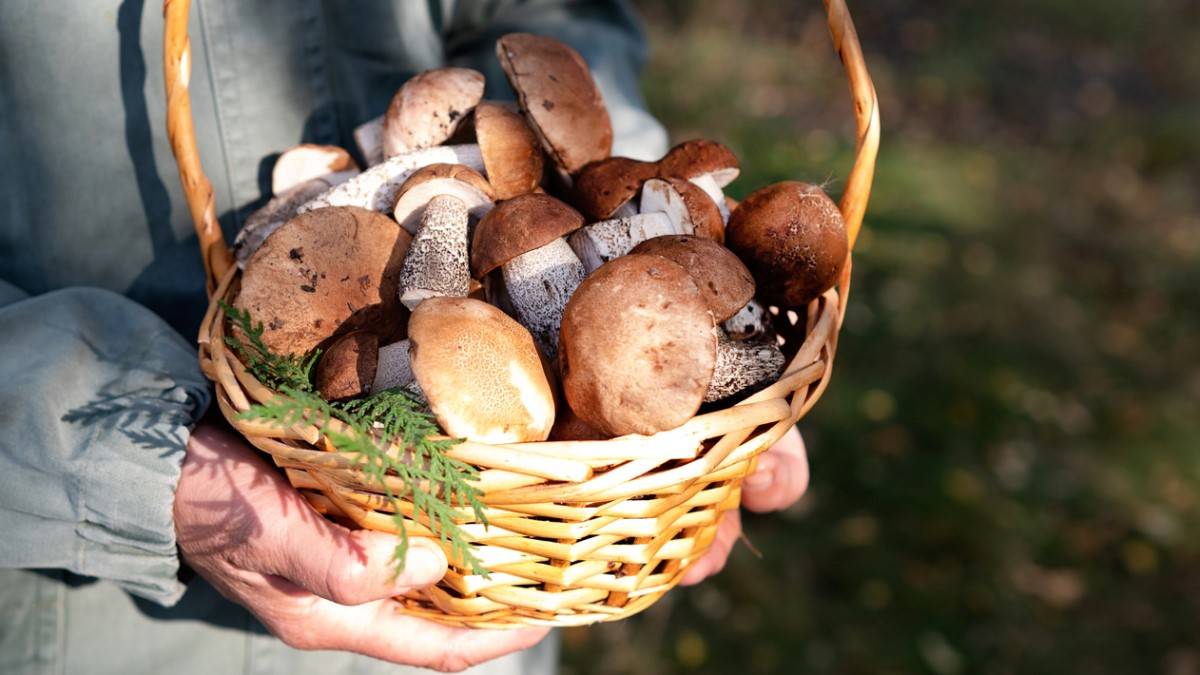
left=235, top=206, right=411, bottom=356
left=496, top=33, right=613, bottom=174
left=382, top=67, right=485, bottom=157
left=470, top=194, right=585, bottom=278
left=549, top=406, right=610, bottom=441
left=474, top=101, right=545, bottom=200
left=630, top=235, right=755, bottom=322
left=315, top=331, right=379, bottom=401
left=726, top=181, right=849, bottom=307
left=572, top=157, right=660, bottom=220
left=559, top=253, right=717, bottom=437
left=658, top=139, right=740, bottom=185
left=668, top=177, right=724, bottom=243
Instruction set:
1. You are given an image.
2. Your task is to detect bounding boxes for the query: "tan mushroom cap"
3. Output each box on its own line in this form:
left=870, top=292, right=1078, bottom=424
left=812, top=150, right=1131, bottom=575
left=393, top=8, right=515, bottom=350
left=572, top=157, right=659, bottom=220
left=470, top=193, right=585, bottom=278
left=726, top=181, right=849, bottom=307
left=235, top=206, right=411, bottom=356
left=272, top=144, right=356, bottom=196
left=629, top=235, right=755, bottom=322
left=392, top=163, right=496, bottom=234
left=408, top=297, right=555, bottom=443
left=496, top=33, right=613, bottom=174
left=559, top=254, right=717, bottom=437
left=658, top=139, right=740, bottom=186
left=667, top=177, right=724, bottom=243
left=475, top=101, right=544, bottom=200
left=315, top=331, right=380, bottom=401
left=382, top=67, right=485, bottom=158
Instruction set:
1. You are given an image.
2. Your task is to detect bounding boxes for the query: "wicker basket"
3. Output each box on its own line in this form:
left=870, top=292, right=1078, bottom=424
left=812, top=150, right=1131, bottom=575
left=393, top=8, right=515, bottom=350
left=163, top=0, right=879, bottom=628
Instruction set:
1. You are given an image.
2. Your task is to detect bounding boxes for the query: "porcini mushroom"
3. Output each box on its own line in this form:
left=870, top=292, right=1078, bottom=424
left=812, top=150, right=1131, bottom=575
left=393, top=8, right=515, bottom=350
left=474, top=101, right=544, bottom=199
left=298, top=144, right=484, bottom=215
left=234, top=170, right=357, bottom=267
left=572, top=157, right=659, bottom=221
left=496, top=33, right=612, bottom=176
left=658, top=139, right=740, bottom=223
left=726, top=181, right=848, bottom=307
left=409, top=297, right=555, bottom=443
left=471, top=194, right=586, bottom=357
left=382, top=67, right=485, bottom=158
left=559, top=253, right=717, bottom=436
left=272, top=144, right=357, bottom=195
left=235, top=206, right=410, bottom=356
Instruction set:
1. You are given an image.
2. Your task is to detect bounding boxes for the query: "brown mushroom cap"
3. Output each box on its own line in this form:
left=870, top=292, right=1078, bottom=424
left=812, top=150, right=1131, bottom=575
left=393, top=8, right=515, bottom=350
left=315, top=331, right=380, bottom=401
left=408, top=297, right=555, bottom=443
left=496, top=33, right=613, bottom=174
left=629, top=235, right=755, bottom=322
left=667, top=177, right=724, bottom=243
left=726, top=181, right=849, bottom=307
left=549, top=406, right=610, bottom=441
left=559, top=254, right=717, bottom=436
left=382, top=67, right=485, bottom=158
left=658, top=139, right=740, bottom=186
left=392, top=163, right=496, bottom=234
left=235, top=206, right=411, bottom=356
left=572, top=157, right=660, bottom=220
left=470, top=194, right=585, bottom=278
left=474, top=101, right=544, bottom=200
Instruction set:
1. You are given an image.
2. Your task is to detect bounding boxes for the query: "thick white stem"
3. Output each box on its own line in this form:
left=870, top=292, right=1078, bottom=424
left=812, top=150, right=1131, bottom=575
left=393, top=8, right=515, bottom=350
left=704, top=334, right=785, bottom=403
left=398, top=195, right=471, bottom=310
left=568, top=212, right=675, bottom=273
left=501, top=238, right=586, bottom=358
left=354, top=115, right=385, bottom=167
left=298, top=145, right=484, bottom=214
left=689, top=173, right=730, bottom=224
left=639, top=178, right=695, bottom=235
left=371, top=340, right=414, bottom=392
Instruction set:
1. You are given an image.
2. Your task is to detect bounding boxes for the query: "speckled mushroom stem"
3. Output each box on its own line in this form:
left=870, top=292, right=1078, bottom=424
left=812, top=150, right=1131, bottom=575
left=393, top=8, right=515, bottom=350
left=501, top=237, right=586, bottom=358
left=298, top=145, right=484, bottom=214
left=399, top=194, right=471, bottom=310
left=568, top=212, right=675, bottom=273
left=371, top=340, right=414, bottom=392
left=704, top=333, right=786, bottom=403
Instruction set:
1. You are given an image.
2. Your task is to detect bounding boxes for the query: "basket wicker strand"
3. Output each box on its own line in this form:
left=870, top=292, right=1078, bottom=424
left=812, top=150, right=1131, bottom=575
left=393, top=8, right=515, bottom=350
left=164, top=0, right=879, bottom=628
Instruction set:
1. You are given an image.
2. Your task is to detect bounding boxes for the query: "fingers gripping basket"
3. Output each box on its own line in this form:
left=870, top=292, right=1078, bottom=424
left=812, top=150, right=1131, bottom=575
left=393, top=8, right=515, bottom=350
left=164, top=0, right=879, bottom=628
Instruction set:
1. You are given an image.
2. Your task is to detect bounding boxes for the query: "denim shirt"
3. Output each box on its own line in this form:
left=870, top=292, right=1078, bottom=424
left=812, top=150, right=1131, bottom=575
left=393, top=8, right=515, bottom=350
left=0, top=1, right=667, bottom=673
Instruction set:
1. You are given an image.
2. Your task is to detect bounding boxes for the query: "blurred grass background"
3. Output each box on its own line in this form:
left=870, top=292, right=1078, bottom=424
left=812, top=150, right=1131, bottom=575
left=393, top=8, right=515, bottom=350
left=561, top=1, right=1200, bottom=673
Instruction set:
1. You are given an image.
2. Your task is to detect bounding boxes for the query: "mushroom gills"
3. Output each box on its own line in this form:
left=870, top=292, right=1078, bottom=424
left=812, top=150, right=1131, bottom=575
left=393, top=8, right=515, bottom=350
left=568, top=212, right=674, bottom=273
left=398, top=194, right=471, bottom=310
left=704, top=333, right=786, bottom=403
left=501, top=237, right=586, bottom=358
left=689, top=173, right=731, bottom=224
left=298, top=145, right=484, bottom=215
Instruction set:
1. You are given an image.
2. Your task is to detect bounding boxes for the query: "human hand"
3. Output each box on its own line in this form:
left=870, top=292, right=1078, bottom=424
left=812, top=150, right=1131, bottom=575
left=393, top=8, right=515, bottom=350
left=679, top=425, right=810, bottom=585
left=176, top=422, right=548, bottom=672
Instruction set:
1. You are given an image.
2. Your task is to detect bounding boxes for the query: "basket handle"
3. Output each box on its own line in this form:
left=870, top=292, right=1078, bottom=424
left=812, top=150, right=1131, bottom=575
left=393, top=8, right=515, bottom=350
left=162, top=0, right=878, bottom=295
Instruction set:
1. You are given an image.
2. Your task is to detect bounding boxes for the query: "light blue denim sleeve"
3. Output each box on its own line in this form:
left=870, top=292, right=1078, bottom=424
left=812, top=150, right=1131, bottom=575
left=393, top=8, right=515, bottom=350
left=0, top=281, right=211, bottom=606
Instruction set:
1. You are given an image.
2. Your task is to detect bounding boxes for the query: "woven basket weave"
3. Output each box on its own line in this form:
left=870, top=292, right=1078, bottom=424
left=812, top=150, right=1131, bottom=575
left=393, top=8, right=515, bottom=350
left=163, top=0, right=879, bottom=628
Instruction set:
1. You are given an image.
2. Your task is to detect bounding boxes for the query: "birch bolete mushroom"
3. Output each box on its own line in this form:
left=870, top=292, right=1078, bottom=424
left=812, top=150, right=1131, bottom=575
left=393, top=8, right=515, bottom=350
left=471, top=194, right=586, bottom=358
left=640, top=178, right=724, bottom=243
left=298, top=144, right=484, bottom=215
left=726, top=181, right=848, bottom=307
left=315, top=331, right=420, bottom=401
left=409, top=297, right=555, bottom=443
left=658, top=139, right=740, bottom=224
left=474, top=101, right=544, bottom=199
left=382, top=67, right=485, bottom=158
left=398, top=194, right=471, bottom=311
left=567, top=177, right=699, bottom=273
left=572, top=157, right=659, bottom=221
left=705, top=334, right=787, bottom=403
left=234, top=170, right=357, bottom=267
left=354, top=115, right=385, bottom=167
left=235, top=206, right=410, bottom=356
left=391, top=163, right=495, bottom=235
left=272, top=144, right=357, bottom=195
left=559, top=253, right=717, bottom=436
left=496, top=33, right=612, bottom=176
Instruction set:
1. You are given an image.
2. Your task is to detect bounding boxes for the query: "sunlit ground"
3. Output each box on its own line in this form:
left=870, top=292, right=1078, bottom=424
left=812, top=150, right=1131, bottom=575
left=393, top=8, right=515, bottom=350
left=563, top=2, right=1200, bottom=673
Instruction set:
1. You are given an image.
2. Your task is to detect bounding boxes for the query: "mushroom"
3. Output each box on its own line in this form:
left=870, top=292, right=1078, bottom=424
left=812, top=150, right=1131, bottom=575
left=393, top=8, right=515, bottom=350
left=272, top=144, right=357, bottom=195
left=390, top=163, right=495, bottom=235
left=409, top=297, right=555, bottom=443
left=474, top=101, right=544, bottom=200
left=354, top=115, right=385, bottom=167
left=496, top=33, right=612, bottom=177
left=234, top=206, right=411, bottom=356
left=726, top=181, right=848, bottom=307
left=234, top=170, right=357, bottom=267
left=549, top=407, right=609, bottom=442
left=658, top=140, right=740, bottom=224
left=382, top=67, right=485, bottom=158
left=471, top=194, right=586, bottom=358
left=629, top=235, right=784, bottom=401
left=315, top=332, right=420, bottom=401
left=559, top=253, right=717, bottom=436
left=722, top=299, right=771, bottom=341
left=398, top=194, right=471, bottom=311
left=572, top=157, right=659, bottom=221
left=568, top=177, right=703, bottom=273
left=298, top=144, right=484, bottom=215
left=640, top=177, right=724, bottom=243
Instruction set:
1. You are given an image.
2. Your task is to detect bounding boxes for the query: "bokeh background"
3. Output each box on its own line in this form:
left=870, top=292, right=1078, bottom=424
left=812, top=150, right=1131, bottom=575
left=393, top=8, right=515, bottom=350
left=562, top=1, right=1200, bottom=673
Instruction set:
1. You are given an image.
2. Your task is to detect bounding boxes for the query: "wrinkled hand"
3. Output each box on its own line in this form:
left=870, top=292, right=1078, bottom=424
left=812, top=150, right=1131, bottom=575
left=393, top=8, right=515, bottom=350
left=680, top=425, right=810, bottom=585
left=176, top=423, right=548, bottom=672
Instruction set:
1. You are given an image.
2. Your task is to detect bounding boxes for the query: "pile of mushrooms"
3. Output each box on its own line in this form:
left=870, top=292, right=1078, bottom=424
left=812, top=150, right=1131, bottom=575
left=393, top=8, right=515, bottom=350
left=231, top=32, right=848, bottom=445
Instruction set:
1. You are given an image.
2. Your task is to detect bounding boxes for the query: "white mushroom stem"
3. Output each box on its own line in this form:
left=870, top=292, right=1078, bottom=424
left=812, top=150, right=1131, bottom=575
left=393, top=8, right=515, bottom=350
left=640, top=178, right=697, bottom=234
left=371, top=340, right=414, bottom=392
left=234, top=170, right=357, bottom=267
left=298, top=144, right=484, bottom=214
left=399, top=194, right=471, bottom=310
left=689, top=173, right=730, bottom=224
left=354, top=115, right=385, bottom=167
left=501, top=238, right=586, bottom=358
left=704, top=333, right=786, bottom=403
left=722, top=299, right=771, bottom=341
left=568, top=212, right=675, bottom=273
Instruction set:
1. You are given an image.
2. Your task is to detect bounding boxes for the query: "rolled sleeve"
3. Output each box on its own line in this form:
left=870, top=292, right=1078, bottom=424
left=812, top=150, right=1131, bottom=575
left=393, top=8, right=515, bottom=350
left=0, top=284, right=211, bottom=606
